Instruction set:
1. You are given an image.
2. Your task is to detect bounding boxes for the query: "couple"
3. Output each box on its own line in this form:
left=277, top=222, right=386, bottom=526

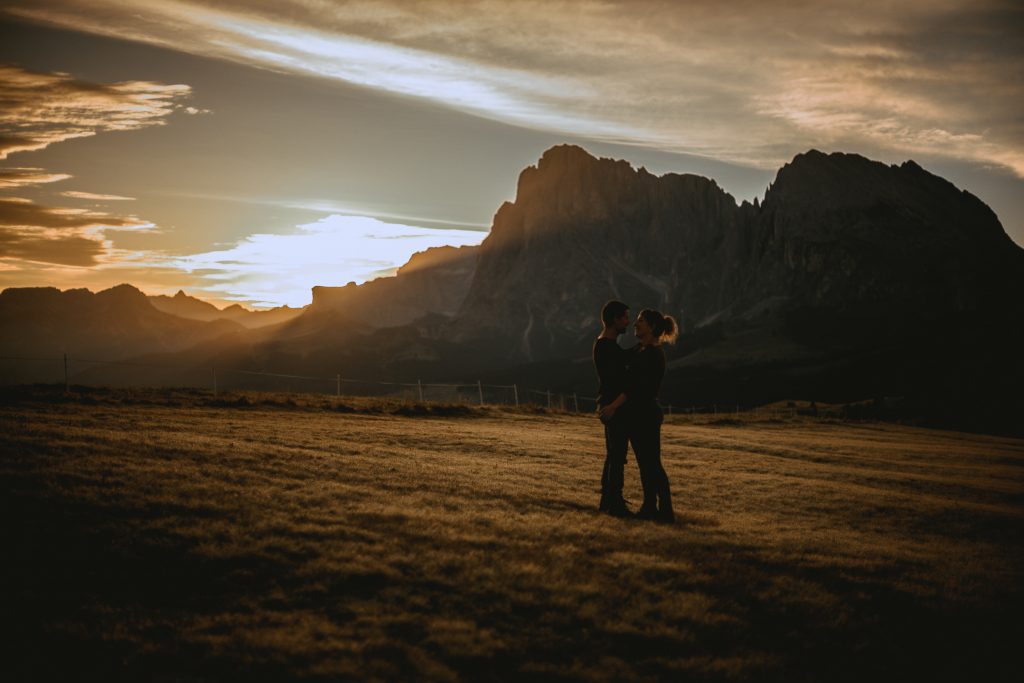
left=593, top=300, right=678, bottom=523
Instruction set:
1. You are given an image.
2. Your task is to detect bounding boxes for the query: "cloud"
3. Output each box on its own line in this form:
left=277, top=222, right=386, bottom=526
left=62, top=191, right=135, bottom=201
left=0, top=196, right=152, bottom=266
left=0, top=167, right=73, bottom=188
left=0, top=62, right=194, bottom=159
left=0, top=196, right=145, bottom=229
left=173, top=214, right=485, bottom=307
left=5, top=1, right=1021, bottom=177
left=0, top=230, right=105, bottom=267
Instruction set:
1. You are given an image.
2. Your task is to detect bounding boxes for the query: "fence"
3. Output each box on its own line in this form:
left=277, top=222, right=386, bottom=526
left=0, top=353, right=604, bottom=412
left=0, top=354, right=829, bottom=418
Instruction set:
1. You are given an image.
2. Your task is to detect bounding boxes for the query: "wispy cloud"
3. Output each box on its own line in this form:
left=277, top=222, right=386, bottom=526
left=0, top=62, right=194, bottom=159
left=173, top=214, right=485, bottom=307
left=62, top=191, right=135, bottom=201
left=0, top=167, right=72, bottom=188
left=0, top=196, right=152, bottom=266
left=4, top=0, right=1021, bottom=175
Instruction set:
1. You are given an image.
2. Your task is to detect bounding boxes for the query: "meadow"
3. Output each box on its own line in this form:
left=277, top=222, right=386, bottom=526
left=2, top=387, right=1022, bottom=681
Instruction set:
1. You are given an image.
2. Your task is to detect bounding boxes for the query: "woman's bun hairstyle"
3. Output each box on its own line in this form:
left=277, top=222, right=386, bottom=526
left=639, top=309, right=679, bottom=345
left=661, top=315, right=679, bottom=345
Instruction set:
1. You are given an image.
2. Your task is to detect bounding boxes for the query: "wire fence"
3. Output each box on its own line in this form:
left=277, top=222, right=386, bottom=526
left=0, top=353, right=603, bottom=412
left=0, top=353, right=830, bottom=418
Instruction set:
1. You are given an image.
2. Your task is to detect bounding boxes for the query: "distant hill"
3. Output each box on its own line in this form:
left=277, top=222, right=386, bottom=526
left=148, top=290, right=302, bottom=328
left=0, top=284, right=243, bottom=384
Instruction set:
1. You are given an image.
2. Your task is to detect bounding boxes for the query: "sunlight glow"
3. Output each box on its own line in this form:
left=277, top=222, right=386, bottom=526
left=173, top=215, right=485, bottom=308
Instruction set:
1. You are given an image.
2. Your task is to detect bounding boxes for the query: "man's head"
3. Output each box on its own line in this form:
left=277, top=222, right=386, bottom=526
left=601, top=300, right=630, bottom=334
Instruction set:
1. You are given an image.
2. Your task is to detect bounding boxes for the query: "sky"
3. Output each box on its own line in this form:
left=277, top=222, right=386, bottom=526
left=1, top=0, right=1022, bottom=308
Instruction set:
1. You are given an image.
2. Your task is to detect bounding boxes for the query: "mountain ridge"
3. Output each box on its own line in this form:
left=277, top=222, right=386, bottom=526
left=2, top=145, right=1021, bottom=431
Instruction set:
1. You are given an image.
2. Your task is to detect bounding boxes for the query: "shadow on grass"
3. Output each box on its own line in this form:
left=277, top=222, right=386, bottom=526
left=1, top=422, right=1021, bottom=681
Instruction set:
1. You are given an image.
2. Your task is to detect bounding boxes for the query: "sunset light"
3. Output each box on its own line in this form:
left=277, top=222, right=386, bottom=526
left=174, top=214, right=485, bottom=308
left=2, top=0, right=1022, bottom=306
left=2, top=3, right=1022, bottom=680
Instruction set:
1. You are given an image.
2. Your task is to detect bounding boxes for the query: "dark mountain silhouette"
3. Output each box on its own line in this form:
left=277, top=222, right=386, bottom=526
left=443, top=146, right=1023, bottom=428
left=0, top=284, right=243, bottom=384
left=453, top=145, right=1023, bottom=359
left=149, top=290, right=302, bottom=328
left=2, top=146, right=1021, bottom=431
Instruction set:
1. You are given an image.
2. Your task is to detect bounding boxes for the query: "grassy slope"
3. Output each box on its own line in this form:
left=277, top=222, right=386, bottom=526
left=2, top=389, right=1022, bottom=681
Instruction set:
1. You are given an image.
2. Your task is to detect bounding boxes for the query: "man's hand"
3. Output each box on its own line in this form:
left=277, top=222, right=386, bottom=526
left=599, top=404, right=617, bottom=422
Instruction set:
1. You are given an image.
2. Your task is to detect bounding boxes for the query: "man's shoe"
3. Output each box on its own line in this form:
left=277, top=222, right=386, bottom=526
left=606, top=500, right=632, bottom=518
left=655, top=509, right=675, bottom=524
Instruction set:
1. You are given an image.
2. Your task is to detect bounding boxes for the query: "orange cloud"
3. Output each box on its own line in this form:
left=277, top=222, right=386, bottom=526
left=0, top=63, right=194, bottom=159
left=0, top=196, right=144, bottom=230
left=0, top=167, right=72, bottom=188
left=0, top=196, right=151, bottom=266
left=61, top=191, right=135, bottom=201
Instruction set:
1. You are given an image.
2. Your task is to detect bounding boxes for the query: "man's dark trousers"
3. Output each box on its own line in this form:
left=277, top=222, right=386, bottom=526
left=599, top=413, right=629, bottom=510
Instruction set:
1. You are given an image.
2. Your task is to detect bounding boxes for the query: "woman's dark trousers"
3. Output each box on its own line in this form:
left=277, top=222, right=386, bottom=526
left=631, top=404, right=673, bottom=517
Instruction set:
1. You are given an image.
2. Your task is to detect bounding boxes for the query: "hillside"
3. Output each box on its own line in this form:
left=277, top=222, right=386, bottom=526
left=149, top=290, right=303, bottom=329
left=0, top=284, right=242, bottom=382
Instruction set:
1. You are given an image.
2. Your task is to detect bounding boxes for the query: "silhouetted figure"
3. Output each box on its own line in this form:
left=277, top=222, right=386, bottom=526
left=624, top=308, right=678, bottom=523
left=593, top=300, right=632, bottom=517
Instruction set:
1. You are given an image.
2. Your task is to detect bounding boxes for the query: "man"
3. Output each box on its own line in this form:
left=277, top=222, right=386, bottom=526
left=593, top=299, right=632, bottom=517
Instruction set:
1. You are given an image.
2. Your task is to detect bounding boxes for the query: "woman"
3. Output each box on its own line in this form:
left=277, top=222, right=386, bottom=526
left=626, top=308, right=678, bottom=523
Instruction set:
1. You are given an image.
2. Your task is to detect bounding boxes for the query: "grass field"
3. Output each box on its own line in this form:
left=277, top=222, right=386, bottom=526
left=2, top=387, right=1022, bottom=681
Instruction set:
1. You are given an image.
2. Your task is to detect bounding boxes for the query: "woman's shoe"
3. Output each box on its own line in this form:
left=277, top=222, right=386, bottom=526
left=634, top=505, right=658, bottom=521
left=655, top=508, right=675, bottom=524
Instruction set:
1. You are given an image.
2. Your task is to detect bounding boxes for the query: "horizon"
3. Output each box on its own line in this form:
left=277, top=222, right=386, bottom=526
left=2, top=1, right=1022, bottom=308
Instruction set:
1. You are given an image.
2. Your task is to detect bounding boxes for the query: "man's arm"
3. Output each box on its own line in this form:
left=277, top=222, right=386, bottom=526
left=599, top=391, right=627, bottom=421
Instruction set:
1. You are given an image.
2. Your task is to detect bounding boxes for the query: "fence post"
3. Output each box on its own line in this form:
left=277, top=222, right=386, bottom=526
left=477, top=380, right=484, bottom=406
left=546, top=389, right=552, bottom=409
left=418, top=379, right=424, bottom=402
left=668, top=404, right=672, bottom=416
left=63, top=353, right=69, bottom=392
left=336, top=374, right=341, bottom=397
left=213, top=368, right=218, bottom=397
left=573, top=393, right=579, bottom=413
left=713, top=404, right=717, bottom=415
left=513, top=384, right=519, bottom=407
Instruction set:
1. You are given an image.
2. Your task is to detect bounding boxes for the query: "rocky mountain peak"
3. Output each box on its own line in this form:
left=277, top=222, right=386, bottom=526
left=96, top=283, right=149, bottom=306
left=763, top=150, right=1015, bottom=252
left=451, top=145, right=1024, bottom=362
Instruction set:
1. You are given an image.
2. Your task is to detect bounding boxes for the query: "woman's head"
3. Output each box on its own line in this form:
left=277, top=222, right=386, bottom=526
left=635, top=309, right=679, bottom=345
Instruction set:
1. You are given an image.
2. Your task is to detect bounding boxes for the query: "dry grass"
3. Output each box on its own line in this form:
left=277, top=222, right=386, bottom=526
left=2, top=387, right=1022, bottom=681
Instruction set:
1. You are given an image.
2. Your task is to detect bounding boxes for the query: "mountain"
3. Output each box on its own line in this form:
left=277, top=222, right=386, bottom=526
left=453, top=145, right=1023, bottom=361
left=2, top=145, right=1021, bottom=431
left=149, top=290, right=302, bottom=328
left=306, top=244, right=478, bottom=327
left=441, top=145, right=1023, bottom=429
left=0, top=284, right=243, bottom=383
